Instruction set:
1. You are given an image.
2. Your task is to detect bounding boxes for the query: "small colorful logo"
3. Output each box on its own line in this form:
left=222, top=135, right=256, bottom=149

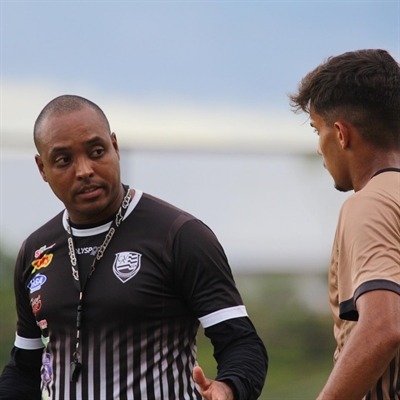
left=113, top=251, right=142, bottom=283
left=27, top=274, right=47, bottom=293
left=35, top=243, right=56, bottom=259
left=31, top=254, right=53, bottom=274
left=31, top=295, right=42, bottom=316
left=41, top=352, right=53, bottom=399
left=37, top=319, right=48, bottom=331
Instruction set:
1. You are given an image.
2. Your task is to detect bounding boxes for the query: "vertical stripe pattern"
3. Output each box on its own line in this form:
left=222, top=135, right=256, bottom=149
left=46, top=317, right=202, bottom=399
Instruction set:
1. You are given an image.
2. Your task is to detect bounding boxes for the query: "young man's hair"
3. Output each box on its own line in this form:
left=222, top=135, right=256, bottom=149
left=34, top=95, right=111, bottom=151
left=289, top=49, right=400, bottom=149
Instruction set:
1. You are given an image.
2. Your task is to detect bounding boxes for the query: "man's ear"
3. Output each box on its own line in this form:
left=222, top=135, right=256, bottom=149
left=334, top=121, right=350, bottom=149
left=111, top=132, right=120, bottom=160
left=35, top=154, right=48, bottom=182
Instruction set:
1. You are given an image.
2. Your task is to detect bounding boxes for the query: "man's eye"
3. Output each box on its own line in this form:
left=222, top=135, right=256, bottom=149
left=55, top=156, right=70, bottom=165
left=92, top=148, right=105, bottom=157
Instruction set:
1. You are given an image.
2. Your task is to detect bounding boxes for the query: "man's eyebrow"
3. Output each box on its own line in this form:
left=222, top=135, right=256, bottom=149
left=49, top=146, right=69, bottom=156
left=48, top=136, right=107, bottom=156
left=85, top=135, right=107, bottom=145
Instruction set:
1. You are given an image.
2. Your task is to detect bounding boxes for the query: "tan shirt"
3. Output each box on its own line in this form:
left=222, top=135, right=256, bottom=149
left=329, top=170, right=400, bottom=399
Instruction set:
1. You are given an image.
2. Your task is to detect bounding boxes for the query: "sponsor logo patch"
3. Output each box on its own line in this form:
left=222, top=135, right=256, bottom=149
left=37, top=319, right=48, bottom=331
left=35, top=243, right=56, bottom=259
left=76, top=246, right=99, bottom=256
left=31, top=295, right=42, bottom=316
left=28, top=274, right=47, bottom=293
left=32, top=254, right=53, bottom=274
left=41, top=351, right=53, bottom=397
left=113, top=252, right=142, bottom=283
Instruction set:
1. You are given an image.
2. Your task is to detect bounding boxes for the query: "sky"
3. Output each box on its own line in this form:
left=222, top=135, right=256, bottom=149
left=0, top=0, right=399, bottom=272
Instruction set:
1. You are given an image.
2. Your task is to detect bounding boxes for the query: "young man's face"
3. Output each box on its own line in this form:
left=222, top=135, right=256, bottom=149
left=310, top=109, right=352, bottom=192
left=35, top=106, right=124, bottom=224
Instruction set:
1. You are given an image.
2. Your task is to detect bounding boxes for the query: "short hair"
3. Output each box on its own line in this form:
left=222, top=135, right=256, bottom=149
left=34, top=95, right=111, bottom=151
left=289, top=49, right=400, bottom=150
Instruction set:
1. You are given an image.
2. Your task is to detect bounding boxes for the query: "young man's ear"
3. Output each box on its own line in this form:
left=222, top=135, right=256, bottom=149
left=35, top=154, right=48, bottom=182
left=334, top=121, right=350, bottom=149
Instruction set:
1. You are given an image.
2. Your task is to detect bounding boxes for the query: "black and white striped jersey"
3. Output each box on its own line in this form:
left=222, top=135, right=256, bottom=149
left=14, top=189, right=249, bottom=400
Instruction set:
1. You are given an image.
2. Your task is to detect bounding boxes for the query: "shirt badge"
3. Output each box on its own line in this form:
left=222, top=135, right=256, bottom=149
left=113, top=251, right=142, bottom=283
left=32, top=254, right=53, bottom=274
left=27, top=274, right=47, bottom=293
left=35, top=243, right=56, bottom=259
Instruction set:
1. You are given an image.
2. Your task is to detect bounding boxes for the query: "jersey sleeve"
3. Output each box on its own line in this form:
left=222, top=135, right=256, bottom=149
left=337, top=191, right=400, bottom=320
left=169, top=218, right=267, bottom=398
left=13, top=240, right=43, bottom=348
left=169, top=218, right=247, bottom=326
left=0, top=347, right=42, bottom=399
left=205, top=317, right=268, bottom=400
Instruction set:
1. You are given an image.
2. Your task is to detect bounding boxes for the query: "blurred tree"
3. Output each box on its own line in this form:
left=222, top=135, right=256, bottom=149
left=0, top=245, right=17, bottom=371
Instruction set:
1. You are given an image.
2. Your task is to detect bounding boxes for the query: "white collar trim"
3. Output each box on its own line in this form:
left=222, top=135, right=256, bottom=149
left=62, top=189, right=143, bottom=237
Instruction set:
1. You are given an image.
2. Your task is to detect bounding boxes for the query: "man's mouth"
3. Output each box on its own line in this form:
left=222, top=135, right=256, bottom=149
left=82, top=187, right=97, bottom=194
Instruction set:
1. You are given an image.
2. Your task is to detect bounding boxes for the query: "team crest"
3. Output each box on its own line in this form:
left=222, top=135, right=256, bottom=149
left=113, top=252, right=141, bottom=283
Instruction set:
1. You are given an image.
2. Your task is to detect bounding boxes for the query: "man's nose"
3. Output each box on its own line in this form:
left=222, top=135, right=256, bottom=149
left=75, top=157, right=94, bottom=178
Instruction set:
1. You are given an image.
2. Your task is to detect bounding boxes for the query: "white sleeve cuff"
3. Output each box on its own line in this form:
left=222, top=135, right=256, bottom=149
left=199, top=305, right=248, bottom=328
left=15, top=333, right=44, bottom=350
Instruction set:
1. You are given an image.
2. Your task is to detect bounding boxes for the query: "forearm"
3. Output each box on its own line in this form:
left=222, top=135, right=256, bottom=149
left=0, top=347, right=42, bottom=400
left=318, top=324, right=399, bottom=400
left=216, top=336, right=267, bottom=400
left=205, top=318, right=268, bottom=400
left=317, top=291, right=400, bottom=400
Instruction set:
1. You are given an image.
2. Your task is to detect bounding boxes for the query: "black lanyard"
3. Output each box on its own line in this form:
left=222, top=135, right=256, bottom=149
left=65, top=185, right=132, bottom=382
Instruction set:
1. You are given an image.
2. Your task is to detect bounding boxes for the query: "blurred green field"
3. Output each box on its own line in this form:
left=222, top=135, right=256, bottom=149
left=197, top=273, right=335, bottom=399
left=0, top=246, right=335, bottom=399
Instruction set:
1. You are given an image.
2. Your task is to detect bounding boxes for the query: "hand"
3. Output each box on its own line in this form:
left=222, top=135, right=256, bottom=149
left=193, top=366, right=235, bottom=400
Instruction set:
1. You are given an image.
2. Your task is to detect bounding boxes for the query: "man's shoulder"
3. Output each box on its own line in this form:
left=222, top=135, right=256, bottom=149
left=132, top=192, right=204, bottom=240
left=140, top=192, right=196, bottom=220
left=24, top=210, right=65, bottom=246
left=343, top=171, right=400, bottom=207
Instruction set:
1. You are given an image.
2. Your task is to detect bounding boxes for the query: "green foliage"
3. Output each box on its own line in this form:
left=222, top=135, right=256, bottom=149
left=0, top=246, right=17, bottom=370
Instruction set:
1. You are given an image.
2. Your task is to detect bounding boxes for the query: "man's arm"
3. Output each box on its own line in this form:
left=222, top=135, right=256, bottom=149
left=0, top=346, right=42, bottom=400
left=317, top=290, right=400, bottom=400
left=194, top=317, right=268, bottom=400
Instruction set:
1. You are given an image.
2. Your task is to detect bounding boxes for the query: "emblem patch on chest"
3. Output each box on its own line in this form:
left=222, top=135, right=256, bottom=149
left=112, top=252, right=142, bottom=283
left=31, top=254, right=53, bottom=274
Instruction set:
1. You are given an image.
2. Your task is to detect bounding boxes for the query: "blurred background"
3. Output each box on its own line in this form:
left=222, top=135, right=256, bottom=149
left=0, top=1, right=398, bottom=398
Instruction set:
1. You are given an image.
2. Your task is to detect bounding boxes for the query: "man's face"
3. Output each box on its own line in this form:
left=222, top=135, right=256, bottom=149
left=35, top=106, right=124, bottom=224
left=310, top=109, right=352, bottom=192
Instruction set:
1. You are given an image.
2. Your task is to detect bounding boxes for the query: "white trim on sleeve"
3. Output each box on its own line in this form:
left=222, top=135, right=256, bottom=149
left=199, top=305, right=248, bottom=328
left=15, top=333, right=44, bottom=350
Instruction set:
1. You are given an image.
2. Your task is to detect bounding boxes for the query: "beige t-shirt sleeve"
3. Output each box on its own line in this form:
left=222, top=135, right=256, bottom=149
left=336, top=182, right=400, bottom=320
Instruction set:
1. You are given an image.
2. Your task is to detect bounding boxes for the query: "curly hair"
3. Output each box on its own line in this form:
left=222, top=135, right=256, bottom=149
left=289, top=49, right=400, bottom=149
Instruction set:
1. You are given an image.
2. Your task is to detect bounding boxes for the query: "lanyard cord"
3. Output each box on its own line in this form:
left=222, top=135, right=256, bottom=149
left=65, top=185, right=132, bottom=382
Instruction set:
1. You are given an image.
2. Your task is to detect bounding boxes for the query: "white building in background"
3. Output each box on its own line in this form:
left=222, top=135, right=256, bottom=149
left=1, top=147, right=348, bottom=273
left=1, top=90, right=349, bottom=272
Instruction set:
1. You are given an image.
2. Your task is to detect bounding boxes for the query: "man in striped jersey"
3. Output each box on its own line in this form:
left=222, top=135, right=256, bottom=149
left=0, top=95, right=267, bottom=400
left=290, top=49, right=400, bottom=399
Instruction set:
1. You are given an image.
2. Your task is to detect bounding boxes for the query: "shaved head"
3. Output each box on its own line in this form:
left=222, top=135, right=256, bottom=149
left=34, top=95, right=111, bottom=152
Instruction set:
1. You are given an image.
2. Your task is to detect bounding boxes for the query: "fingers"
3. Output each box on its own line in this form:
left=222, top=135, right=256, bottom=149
left=193, top=365, right=208, bottom=389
